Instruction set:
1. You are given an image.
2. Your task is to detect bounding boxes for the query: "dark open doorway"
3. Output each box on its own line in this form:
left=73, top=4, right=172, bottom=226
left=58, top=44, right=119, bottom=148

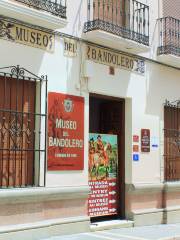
left=89, top=93, right=125, bottom=221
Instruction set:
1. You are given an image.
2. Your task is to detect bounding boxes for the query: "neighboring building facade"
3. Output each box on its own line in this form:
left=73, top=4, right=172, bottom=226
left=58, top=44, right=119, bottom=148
left=0, top=0, right=179, bottom=239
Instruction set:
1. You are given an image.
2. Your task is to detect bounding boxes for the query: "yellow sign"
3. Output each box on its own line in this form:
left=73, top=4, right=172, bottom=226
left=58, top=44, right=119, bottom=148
left=64, top=38, right=77, bottom=57
left=86, top=45, right=145, bottom=74
left=0, top=20, right=55, bottom=52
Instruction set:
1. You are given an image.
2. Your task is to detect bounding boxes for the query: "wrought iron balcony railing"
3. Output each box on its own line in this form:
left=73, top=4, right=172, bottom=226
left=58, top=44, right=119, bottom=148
left=158, top=17, right=180, bottom=57
left=84, top=0, right=149, bottom=46
left=14, top=0, right=67, bottom=18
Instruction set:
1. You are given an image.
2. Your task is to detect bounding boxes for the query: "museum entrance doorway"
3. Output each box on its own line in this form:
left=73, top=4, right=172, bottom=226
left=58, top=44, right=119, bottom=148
left=88, top=93, right=125, bottom=221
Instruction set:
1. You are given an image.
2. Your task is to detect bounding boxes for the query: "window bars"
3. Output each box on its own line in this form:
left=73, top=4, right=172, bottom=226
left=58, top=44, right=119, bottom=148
left=0, top=65, right=47, bottom=188
left=84, top=0, right=149, bottom=46
left=158, top=17, right=180, bottom=57
left=14, top=0, right=67, bottom=18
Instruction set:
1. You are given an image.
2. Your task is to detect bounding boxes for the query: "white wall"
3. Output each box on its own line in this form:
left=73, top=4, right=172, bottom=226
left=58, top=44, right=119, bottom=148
left=0, top=0, right=179, bottom=187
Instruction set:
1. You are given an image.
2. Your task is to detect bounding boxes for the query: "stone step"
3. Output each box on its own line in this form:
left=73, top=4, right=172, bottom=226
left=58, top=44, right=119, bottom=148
left=90, top=219, right=134, bottom=231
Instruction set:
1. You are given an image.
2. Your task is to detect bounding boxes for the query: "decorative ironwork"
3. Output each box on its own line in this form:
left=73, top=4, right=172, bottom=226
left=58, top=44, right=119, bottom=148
left=14, top=0, right=67, bottom=18
left=84, top=0, right=149, bottom=46
left=164, top=100, right=180, bottom=181
left=0, top=65, right=47, bottom=188
left=0, top=65, right=44, bottom=80
left=158, top=17, right=180, bottom=57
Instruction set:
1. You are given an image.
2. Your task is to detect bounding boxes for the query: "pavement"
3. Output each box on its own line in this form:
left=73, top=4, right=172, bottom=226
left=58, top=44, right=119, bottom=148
left=43, top=223, right=180, bottom=240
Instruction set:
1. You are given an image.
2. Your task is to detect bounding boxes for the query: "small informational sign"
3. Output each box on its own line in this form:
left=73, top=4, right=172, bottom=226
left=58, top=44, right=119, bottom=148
left=64, top=38, right=77, bottom=57
left=133, top=135, right=139, bottom=143
left=0, top=19, right=55, bottom=52
left=48, top=92, right=84, bottom=171
left=86, top=45, right=145, bottom=74
left=141, top=129, right=150, bottom=152
left=88, top=133, right=118, bottom=217
left=133, top=145, right=139, bottom=152
left=133, top=154, right=139, bottom=161
left=151, top=137, right=159, bottom=148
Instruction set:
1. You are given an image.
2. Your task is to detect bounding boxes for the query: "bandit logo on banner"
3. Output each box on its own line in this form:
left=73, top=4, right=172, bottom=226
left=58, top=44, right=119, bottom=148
left=88, top=133, right=118, bottom=217
left=48, top=92, right=84, bottom=171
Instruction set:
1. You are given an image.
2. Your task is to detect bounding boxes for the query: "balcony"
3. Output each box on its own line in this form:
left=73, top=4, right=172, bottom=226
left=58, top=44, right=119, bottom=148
left=157, top=17, right=180, bottom=68
left=83, top=0, right=150, bottom=54
left=0, top=0, right=67, bottom=29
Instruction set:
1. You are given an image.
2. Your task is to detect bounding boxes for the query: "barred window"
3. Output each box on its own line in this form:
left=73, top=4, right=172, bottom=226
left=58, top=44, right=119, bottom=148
left=164, top=101, right=180, bottom=181
left=0, top=66, right=47, bottom=188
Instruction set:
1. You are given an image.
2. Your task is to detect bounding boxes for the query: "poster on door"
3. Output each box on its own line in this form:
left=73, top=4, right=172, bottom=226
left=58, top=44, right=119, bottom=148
left=48, top=92, right=84, bottom=171
left=88, top=133, right=118, bottom=217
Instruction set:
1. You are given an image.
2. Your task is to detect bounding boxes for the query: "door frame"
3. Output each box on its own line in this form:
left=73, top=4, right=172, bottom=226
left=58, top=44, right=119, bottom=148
left=89, top=93, right=125, bottom=220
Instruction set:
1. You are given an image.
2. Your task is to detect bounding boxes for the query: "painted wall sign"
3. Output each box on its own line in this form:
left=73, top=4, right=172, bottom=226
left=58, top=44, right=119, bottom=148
left=133, top=145, right=139, bottom=152
left=86, top=45, right=145, bottom=74
left=64, top=38, right=77, bottom=57
left=48, top=92, right=84, bottom=171
left=88, top=133, right=118, bottom=217
left=133, top=135, right=139, bottom=142
left=0, top=19, right=55, bottom=52
left=141, top=129, right=150, bottom=152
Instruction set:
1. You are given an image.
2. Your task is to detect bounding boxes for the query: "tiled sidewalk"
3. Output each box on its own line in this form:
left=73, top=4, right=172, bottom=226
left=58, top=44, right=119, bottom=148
left=43, top=223, right=180, bottom=240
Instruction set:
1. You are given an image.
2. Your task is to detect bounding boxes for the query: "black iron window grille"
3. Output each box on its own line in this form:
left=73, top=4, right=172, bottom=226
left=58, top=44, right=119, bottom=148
left=14, top=0, right=67, bottom=18
left=0, top=65, right=47, bottom=188
left=164, top=100, right=180, bottom=181
left=84, top=0, right=149, bottom=46
left=158, top=17, right=180, bottom=57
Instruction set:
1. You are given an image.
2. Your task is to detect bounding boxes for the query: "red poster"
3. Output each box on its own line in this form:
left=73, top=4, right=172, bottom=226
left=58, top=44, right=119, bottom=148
left=48, top=92, right=84, bottom=170
left=88, top=133, right=118, bottom=217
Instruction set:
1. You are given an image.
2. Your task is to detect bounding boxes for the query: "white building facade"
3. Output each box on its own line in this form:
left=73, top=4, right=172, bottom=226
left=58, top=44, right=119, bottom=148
left=0, top=0, right=180, bottom=239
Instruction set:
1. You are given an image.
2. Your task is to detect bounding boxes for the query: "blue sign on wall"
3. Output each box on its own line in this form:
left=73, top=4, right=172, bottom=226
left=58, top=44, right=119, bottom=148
left=133, top=154, right=139, bottom=161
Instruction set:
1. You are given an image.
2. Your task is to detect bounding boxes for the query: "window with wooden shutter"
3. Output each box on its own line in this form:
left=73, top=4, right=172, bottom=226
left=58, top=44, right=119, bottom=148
left=0, top=66, right=47, bottom=188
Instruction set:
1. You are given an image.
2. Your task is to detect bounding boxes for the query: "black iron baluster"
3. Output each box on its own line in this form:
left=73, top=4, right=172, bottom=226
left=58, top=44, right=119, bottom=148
left=128, top=0, right=130, bottom=30
left=139, top=3, right=142, bottom=36
left=143, top=4, right=145, bottom=36
left=116, top=0, right=117, bottom=25
left=147, top=6, right=149, bottom=45
left=178, top=19, right=180, bottom=56
left=165, top=17, right=167, bottom=51
left=98, top=0, right=100, bottom=20
left=103, top=0, right=105, bottom=22
left=88, top=0, right=90, bottom=22
left=160, top=18, right=162, bottom=52
left=132, top=0, right=135, bottom=32
left=112, top=0, right=114, bottom=24
left=93, top=0, right=95, bottom=20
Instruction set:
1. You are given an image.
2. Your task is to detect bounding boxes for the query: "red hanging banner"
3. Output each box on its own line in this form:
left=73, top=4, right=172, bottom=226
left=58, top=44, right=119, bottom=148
left=48, top=92, right=84, bottom=171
